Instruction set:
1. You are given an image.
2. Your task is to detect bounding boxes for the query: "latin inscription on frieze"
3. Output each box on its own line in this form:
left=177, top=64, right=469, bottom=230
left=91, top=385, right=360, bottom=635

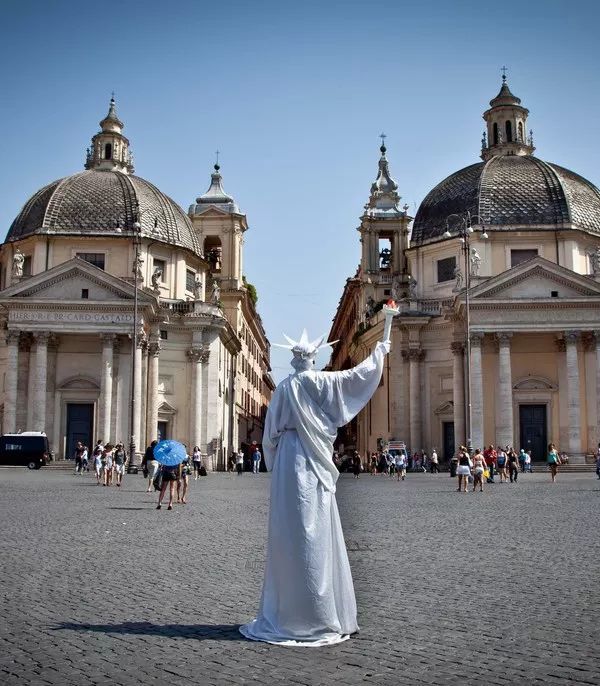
left=9, top=310, right=134, bottom=324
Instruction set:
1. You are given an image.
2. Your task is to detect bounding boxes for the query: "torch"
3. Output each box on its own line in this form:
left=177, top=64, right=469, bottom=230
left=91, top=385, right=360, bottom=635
left=382, top=299, right=400, bottom=343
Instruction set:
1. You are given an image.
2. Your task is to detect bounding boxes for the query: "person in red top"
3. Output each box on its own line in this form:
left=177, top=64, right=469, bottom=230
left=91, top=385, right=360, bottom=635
left=483, top=445, right=497, bottom=483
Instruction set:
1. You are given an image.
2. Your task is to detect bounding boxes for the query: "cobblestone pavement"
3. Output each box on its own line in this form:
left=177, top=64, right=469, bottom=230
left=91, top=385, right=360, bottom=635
left=0, top=467, right=598, bottom=685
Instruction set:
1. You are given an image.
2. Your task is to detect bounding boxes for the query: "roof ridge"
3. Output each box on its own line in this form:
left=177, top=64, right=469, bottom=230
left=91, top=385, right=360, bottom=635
left=533, top=158, right=572, bottom=225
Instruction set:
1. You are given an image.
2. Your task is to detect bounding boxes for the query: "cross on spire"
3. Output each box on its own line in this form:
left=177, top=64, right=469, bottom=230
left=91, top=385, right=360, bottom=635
left=214, top=149, right=220, bottom=171
left=379, top=132, right=387, bottom=153
left=501, top=65, right=508, bottom=82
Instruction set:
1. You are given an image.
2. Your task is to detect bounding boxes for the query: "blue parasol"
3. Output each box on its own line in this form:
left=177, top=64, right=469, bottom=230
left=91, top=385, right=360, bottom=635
left=153, top=440, right=187, bottom=466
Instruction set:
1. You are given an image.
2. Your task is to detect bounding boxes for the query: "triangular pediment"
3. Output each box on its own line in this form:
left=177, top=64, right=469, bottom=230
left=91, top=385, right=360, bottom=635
left=0, top=258, right=157, bottom=304
left=469, top=257, right=600, bottom=300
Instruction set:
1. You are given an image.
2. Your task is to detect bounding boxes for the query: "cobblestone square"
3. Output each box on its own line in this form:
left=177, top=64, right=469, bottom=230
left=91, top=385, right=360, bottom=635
left=0, top=468, right=598, bottom=685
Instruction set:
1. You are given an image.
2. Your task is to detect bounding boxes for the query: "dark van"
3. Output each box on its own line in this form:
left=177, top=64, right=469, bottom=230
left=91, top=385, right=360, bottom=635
left=0, top=432, right=50, bottom=469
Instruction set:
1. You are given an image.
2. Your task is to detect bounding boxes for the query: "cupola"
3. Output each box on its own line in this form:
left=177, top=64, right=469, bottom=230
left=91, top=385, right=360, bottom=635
left=85, top=96, right=134, bottom=173
left=364, top=135, right=403, bottom=218
left=481, top=72, right=535, bottom=161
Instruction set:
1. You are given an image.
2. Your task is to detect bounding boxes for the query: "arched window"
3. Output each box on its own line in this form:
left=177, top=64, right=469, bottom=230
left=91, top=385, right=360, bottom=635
left=104, top=143, right=112, bottom=160
left=493, top=122, right=499, bottom=145
left=505, top=120, right=512, bottom=143
left=518, top=121, right=524, bottom=142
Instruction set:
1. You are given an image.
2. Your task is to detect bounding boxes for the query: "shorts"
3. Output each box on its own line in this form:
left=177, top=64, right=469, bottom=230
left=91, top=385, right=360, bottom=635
left=147, top=460, right=160, bottom=480
left=457, top=465, right=471, bottom=476
left=474, top=467, right=484, bottom=475
left=162, top=470, right=178, bottom=482
left=114, top=464, right=124, bottom=475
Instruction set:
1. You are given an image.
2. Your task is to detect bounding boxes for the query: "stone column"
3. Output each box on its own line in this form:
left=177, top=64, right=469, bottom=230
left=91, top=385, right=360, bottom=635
left=596, top=331, right=600, bottom=442
left=133, top=337, right=144, bottom=454
left=187, top=346, right=204, bottom=452
left=17, top=335, right=31, bottom=431
left=99, top=334, right=115, bottom=443
left=565, top=331, right=582, bottom=457
left=407, top=347, right=425, bottom=452
left=146, top=339, right=161, bottom=445
left=3, top=330, right=20, bottom=434
left=470, top=333, right=484, bottom=451
left=496, top=333, right=514, bottom=447
left=31, top=331, right=50, bottom=431
left=451, top=342, right=465, bottom=448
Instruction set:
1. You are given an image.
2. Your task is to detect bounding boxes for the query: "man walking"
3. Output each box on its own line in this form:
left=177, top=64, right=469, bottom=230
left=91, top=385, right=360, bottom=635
left=235, top=449, right=244, bottom=475
left=252, top=445, right=262, bottom=474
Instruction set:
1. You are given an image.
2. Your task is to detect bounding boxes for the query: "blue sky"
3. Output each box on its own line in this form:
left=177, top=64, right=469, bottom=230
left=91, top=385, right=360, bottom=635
left=2, top=0, right=599, bottom=380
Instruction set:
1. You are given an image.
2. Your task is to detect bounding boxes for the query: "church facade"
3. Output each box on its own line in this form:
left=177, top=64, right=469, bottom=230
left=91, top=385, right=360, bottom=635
left=0, top=98, right=274, bottom=467
left=329, top=78, right=600, bottom=464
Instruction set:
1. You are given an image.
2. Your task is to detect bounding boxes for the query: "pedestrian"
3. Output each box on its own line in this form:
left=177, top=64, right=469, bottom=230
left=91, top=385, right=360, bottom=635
left=235, top=449, right=244, bottom=475
left=192, top=445, right=202, bottom=480
left=471, top=449, right=487, bottom=492
left=496, top=445, right=507, bottom=482
left=449, top=450, right=459, bottom=478
left=156, top=464, right=178, bottom=509
left=351, top=451, right=362, bottom=478
left=252, top=445, right=262, bottom=474
left=73, top=441, right=84, bottom=475
left=378, top=451, right=387, bottom=475
left=508, top=448, right=519, bottom=483
left=103, top=444, right=114, bottom=486
left=483, top=444, right=496, bottom=482
left=519, top=448, right=528, bottom=473
left=177, top=453, right=191, bottom=503
left=456, top=446, right=471, bottom=493
left=547, top=442, right=560, bottom=483
left=142, top=440, right=159, bottom=493
left=430, top=448, right=439, bottom=474
left=113, top=443, right=126, bottom=487
left=596, top=443, right=600, bottom=480
left=421, top=451, right=428, bottom=472
left=386, top=451, right=395, bottom=477
left=395, top=451, right=406, bottom=481
left=369, top=453, right=378, bottom=475
left=526, top=450, right=533, bottom=472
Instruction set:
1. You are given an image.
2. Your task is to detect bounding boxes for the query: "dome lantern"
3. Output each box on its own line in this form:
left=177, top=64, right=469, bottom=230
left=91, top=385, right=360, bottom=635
left=364, top=134, right=403, bottom=217
left=84, top=95, right=134, bottom=174
left=481, top=72, right=535, bottom=161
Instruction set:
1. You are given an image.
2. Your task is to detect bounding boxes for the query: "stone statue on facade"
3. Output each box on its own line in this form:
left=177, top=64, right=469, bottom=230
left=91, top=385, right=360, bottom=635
left=470, top=248, right=481, bottom=276
left=589, top=246, right=600, bottom=276
left=453, top=266, right=463, bottom=291
left=211, top=278, right=221, bottom=305
left=133, top=255, right=144, bottom=281
left=193, top=275, right=203, bottom=300
left=12, top=248, right=25, bottom=279
left=365, top=295, right=376, bottom=322
left=151, top=266, right=162, bottom=292
left=391, top=275, right=402, bottom=301
left=408, top=275, right=417, bottom=299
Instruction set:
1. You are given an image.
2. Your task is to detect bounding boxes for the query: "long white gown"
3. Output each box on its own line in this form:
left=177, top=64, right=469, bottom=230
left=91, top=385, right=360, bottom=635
left=240, top=340, right=389, bottom=646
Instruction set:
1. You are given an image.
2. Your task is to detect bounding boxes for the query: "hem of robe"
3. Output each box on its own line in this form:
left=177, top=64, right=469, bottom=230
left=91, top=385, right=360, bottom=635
left=239, top=621, right=356, bottom=647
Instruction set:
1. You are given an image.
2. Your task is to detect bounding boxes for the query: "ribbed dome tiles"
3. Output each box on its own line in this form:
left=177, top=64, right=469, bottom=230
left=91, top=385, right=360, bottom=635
left=7, top=170, right=201, bottom=256
left=412, top=155, right=600, bottom=243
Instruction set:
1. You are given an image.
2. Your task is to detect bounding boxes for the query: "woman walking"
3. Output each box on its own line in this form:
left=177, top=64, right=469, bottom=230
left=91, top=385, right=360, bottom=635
left=103, top=444, right=114, bottom=486
left=496, top=446, right=507, bottom=483
left=157, top=464, right=178, bottom=509
left=192, top=445, right=202, bottom=480
left=471, top=449, right=487, bottom=492
left=456, top=446, right=471, bottom=493
left=508, top=448, right=519, bottom=483
left=547, top=443, right=560, bottom=483
left=177, top=454, right=191, bottom=503
left=351, top=451, right=362, bottom=479
left=113, top=443, right=126, bottom=487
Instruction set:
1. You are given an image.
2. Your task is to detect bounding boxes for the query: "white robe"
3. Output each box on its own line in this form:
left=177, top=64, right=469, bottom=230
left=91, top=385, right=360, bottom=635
left=240, top=340, right=389, bottom=646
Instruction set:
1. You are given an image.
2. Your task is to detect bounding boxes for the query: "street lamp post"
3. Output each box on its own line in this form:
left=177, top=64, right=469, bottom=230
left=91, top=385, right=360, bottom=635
left=444, top=211, right=488, bottom=456
left=127, top=215, right=143, bottom=473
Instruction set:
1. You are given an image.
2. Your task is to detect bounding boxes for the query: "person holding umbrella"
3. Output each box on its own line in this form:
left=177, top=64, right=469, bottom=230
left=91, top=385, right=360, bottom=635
left=154, top=440, right=187, bottom=510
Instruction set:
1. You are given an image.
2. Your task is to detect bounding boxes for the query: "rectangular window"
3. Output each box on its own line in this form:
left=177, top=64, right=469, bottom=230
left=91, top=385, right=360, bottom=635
left=81, top=289, right=89, bottom=299
left=186, top=269, right=196, bottom=293
left=511, top=249, right=538, bottom=267
left=22, top=256, right=32, bottom=277
left=437, top=256, right=456, bottom=283
left=160, top=330, right=168, bottom=340
left=76, top=252, right=105, bottom=270
left=153, top=258, right=166, bottom=282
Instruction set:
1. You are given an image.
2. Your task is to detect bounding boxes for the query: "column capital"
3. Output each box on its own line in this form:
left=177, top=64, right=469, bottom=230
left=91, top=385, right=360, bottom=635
left=470, top=332, right=485, bottom=348
left=101, top=333, right=116, bottom=346
left=47, top=333, right=60, bottom=352
left=148, top=341, right=161, bottom=357
left=564, top=330, right=581, bottom=345
left=188, top=345, right=210, bottom=364
left=33, top=331, right=51, bottom=345
left=450, top=341, right=464, bottom=355
left=407, top=347, right=425, bottom=362
left=5, top=329, right=21, bottom=345
left=555, top=336, right=566, bottom=353
left=495, top=332, right=513, bottom=345
left=18, top=333, right=32, bottom=352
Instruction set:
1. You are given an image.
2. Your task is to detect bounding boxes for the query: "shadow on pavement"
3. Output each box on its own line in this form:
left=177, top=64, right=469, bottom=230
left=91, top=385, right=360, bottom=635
left=54, top=621, right=245, bottom=640
left=107, top=506, right=148, bottom=510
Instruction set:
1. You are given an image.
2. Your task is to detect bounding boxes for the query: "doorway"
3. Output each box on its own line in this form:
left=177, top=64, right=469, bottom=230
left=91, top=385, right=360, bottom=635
left=519, top=405, right=547, bottom=461
left=66, top=403, right=94, bottom=460
left=442, top=421, right=455, bottom=463
left=157, top=421, right=168, bottom=441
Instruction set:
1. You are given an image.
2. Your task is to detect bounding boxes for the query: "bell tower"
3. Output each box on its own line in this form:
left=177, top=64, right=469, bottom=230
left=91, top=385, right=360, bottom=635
left=358, top=137, right=412, bottom=300
left=84, top=95, right=134, bottom=173
left=481, top=71, right=535, bottom=161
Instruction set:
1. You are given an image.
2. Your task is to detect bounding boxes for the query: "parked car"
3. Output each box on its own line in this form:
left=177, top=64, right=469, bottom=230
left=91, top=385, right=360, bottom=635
left=0, top=432, right=50, bottom=469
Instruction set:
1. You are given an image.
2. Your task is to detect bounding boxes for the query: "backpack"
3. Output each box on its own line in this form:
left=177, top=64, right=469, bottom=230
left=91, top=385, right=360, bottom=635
left=497, top=454, right=506, bottom=466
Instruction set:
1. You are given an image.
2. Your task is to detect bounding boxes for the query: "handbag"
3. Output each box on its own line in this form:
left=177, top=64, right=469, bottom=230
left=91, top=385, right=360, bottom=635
left=153, top=471, right=163, bottom=491
left=142, top=465, right=149, bottom=479
left=199, top=465, right=207, bottom=477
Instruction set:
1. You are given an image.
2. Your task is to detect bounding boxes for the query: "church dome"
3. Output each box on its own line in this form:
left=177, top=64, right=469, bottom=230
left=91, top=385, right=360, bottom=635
left=412, top=155, right=600, bottom=243
left=412, top=77, right=600, bottom=244
left=6, top=169, right=202, bottom=255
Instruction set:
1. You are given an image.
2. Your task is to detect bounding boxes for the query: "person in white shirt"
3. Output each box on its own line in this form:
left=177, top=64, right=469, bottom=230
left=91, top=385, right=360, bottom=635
left=430, top=449, right=439, bottom=474
left=235, top=450, right=244, bottom=475
left=395, top=452, right=406, bottom=481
